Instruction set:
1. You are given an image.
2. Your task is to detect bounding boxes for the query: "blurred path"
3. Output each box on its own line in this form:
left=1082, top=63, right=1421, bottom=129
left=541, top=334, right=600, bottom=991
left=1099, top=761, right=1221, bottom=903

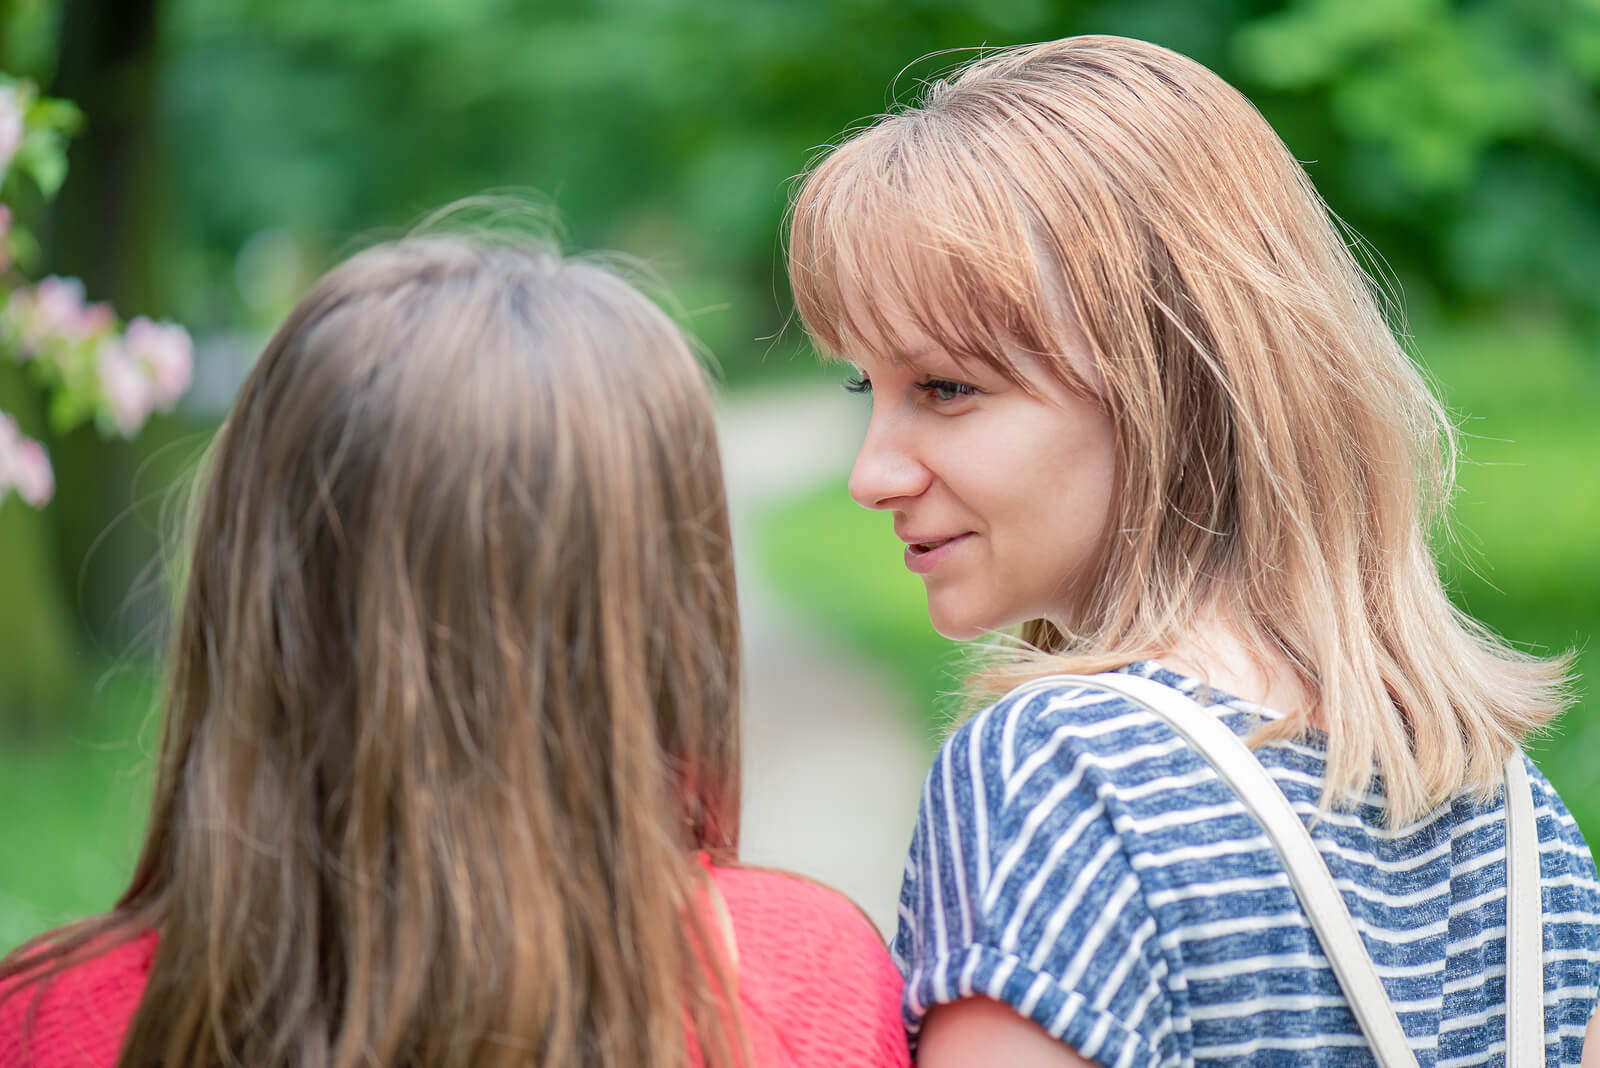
left=717, top=382, right=932, bottom=938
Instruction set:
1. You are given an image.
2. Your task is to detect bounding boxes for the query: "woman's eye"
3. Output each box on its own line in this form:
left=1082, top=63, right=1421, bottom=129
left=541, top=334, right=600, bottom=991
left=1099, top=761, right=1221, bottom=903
left=914, top=378, right=979, bottom=403
left=842, top=373, right=871, bottom=394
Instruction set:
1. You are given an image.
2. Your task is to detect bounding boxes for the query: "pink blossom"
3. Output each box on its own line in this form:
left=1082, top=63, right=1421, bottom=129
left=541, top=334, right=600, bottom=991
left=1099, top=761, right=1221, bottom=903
left=0, top=87, right=22, bottom=176
left=11, top=436, right=53, bottom=506
left=31, top=276, right=114, bottom=342
left=2, top=287, right=42, bottom=356
left=123, top=316, right=194, bottom=409
left=5, top=277, right=115, bottom=358
left=97, top=339, right=153, bottom=436
left=0, top=412, right=54, bottom=508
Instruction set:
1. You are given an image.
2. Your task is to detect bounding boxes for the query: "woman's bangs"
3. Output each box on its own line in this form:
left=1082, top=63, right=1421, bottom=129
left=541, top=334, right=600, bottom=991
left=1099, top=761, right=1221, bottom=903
left=791, top=136, right=1049, bottom=388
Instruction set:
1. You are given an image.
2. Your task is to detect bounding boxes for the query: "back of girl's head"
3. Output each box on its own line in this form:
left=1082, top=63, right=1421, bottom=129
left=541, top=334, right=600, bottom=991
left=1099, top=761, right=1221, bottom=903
left=790, top=36, right=1569, bottom=823
left=104, top=232, right=741, bottom=1065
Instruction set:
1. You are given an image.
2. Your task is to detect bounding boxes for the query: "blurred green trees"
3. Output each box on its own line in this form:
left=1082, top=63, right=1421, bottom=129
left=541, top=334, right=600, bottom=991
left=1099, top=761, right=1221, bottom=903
left=0, top=0, right=1595, bottom=737
left=1235, top=0, right=1600, bottom=328
left=142, top=0, right=1600, bottom=354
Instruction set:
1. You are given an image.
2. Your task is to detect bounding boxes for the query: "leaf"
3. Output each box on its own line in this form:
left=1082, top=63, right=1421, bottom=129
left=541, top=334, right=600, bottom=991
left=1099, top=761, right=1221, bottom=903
left=27, top=97, right=84, bottom=137
left=14, top=127, right=70, bottom=198
left=46, top=386, right=98, bottom=436
left=24, top=350, right=67, bottom=392
left=3, top=223, right=41, bottom=273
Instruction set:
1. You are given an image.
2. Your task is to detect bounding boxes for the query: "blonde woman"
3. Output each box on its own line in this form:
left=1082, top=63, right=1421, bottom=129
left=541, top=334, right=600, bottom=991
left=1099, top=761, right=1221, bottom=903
left=787, top=36, right=1599, bottom=1067
left=0, top=231, right=910, bottom=1067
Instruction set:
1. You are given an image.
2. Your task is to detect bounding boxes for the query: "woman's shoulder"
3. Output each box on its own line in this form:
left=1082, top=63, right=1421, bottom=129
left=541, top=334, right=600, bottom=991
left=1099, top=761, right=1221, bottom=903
left=708, top=866, right=909, bottom=1067
left=936, top=663, right=1232, bottom=809
left=894, top=669, right=1228, bottom=1065
left=0, top=931, right=156, bottom=1068
left=1526, top=757, right=1600, bottom=887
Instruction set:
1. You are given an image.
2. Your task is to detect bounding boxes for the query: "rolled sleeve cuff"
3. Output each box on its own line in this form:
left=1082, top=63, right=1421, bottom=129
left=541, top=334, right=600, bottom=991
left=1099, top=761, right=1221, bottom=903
left=903, top=942, right=1162, bottom=1068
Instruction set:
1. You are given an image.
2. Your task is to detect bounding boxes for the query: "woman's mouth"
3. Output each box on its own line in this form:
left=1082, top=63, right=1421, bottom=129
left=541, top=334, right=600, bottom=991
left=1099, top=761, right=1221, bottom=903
left=904, top=533, right=971, bottom=575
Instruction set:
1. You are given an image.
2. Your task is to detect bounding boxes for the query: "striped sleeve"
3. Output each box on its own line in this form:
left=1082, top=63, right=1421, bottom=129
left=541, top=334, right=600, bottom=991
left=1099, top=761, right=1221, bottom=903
left=892, top=686, right=1177, bottom=1068
left=1532, top=765, right=1600, bottom=1064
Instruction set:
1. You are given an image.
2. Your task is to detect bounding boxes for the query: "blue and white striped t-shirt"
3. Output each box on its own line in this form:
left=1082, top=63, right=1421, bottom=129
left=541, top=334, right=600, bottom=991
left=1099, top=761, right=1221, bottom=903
left=892, top=661, right=1600, bottom=1066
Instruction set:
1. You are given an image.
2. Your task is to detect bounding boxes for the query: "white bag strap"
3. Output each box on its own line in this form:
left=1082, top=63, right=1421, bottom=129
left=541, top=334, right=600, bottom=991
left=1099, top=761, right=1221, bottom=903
left=1015, top=673, right=1542, bottom=1067
left=1504, top=751, right=1545, bottom=1065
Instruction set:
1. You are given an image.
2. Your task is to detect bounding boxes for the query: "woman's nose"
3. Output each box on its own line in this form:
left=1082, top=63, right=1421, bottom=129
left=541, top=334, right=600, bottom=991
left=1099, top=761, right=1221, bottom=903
left=848, top=411, right=930, bottom=510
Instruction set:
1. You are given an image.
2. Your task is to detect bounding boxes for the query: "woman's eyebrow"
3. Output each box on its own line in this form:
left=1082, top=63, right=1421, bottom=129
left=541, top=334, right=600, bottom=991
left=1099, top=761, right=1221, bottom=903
left=902, top=348, right=997, bottom=381
left=894, top=345, right=957, bottom=369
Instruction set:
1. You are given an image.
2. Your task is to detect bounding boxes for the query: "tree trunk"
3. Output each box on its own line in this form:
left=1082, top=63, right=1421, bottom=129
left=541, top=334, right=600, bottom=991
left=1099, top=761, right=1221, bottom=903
left=45, top=0, right=169, bottom=654
left=0, top=366, right=80, bottom=736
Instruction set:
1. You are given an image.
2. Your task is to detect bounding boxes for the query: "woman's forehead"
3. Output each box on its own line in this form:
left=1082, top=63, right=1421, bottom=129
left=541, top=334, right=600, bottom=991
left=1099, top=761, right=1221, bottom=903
left=836, top=281, right=942, bottom=360
left=833, top=269, right=987, bottom=363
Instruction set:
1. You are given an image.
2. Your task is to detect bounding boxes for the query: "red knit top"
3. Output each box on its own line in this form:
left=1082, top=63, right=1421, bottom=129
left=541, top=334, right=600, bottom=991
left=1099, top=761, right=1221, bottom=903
left=0, top=865, right=909, bottom=1067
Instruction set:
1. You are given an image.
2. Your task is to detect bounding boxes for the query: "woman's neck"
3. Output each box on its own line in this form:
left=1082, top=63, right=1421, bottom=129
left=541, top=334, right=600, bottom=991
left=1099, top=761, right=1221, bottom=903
left=1157, top=607, right=1314, bottom=722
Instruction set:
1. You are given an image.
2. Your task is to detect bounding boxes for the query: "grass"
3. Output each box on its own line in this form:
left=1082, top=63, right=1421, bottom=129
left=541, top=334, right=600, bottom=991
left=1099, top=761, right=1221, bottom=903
left=756, top=315, right=1600, bottom=841
left=0, top=666, right=157, bottom=952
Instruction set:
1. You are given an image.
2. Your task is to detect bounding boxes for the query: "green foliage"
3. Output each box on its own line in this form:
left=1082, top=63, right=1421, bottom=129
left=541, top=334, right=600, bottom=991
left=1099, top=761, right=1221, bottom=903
left=148, top=0, right=1600, bottom=379
left=757, top=317, right=1600, bottom=841
left=0, top=0, right=63, bottom=81
left=1428, top=317, right=1600, bottom=827
left=0, top=74, right=81, bottom=248
left=155, top=0, right=1104, bottom=374
left=1232, top=0, right=1600, bottom=327
left=12, top=90, right=79, bottom=197
left=0, top=54, right=195, bottom=750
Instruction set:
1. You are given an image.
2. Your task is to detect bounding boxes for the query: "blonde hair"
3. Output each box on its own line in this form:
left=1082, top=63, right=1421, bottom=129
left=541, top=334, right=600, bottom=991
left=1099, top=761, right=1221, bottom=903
left=788, top=35, right=1571, bottom=824
left=1, top=232, right=744, bottom=1065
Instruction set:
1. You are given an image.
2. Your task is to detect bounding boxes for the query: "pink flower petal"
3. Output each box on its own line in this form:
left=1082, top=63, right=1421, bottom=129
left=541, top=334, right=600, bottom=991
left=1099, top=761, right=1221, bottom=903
left=0, top=88, right=23, bottom=175
left=98, top=340, right=154, bottom=437
left=124, top=316, right=194, bottom=409
left=12, top=437, right=53, bottom=507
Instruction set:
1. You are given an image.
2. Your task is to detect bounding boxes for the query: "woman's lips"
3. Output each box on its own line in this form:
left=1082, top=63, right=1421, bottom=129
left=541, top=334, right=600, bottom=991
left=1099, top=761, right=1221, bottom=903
left=904, top=533, right=972, bottom=575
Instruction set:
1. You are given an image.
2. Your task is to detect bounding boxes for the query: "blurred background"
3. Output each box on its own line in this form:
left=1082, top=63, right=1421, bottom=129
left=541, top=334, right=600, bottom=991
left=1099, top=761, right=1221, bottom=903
left=1, top=0, right=1596, bottom=943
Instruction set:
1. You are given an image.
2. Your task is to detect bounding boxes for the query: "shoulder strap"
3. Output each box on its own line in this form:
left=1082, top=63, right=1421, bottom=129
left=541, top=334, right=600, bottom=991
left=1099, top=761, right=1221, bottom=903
left=1021, top=673, right=1544, bottom=1067
left=1023, top=674, right=1419, bottom=1067
left=1504, top=751, right=1545, bottom=1065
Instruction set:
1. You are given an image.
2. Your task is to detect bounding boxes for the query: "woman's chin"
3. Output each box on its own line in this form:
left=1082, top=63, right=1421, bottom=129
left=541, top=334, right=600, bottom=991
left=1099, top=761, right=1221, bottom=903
left=925, top=605, right=994, bottom=643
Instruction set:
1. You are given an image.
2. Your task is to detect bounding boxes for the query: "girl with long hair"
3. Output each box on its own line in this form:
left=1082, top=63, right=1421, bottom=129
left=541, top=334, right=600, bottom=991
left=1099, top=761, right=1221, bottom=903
left=788, top=35, right=1599, bottom=1067
left=0, top=229, right=910, bottom=1067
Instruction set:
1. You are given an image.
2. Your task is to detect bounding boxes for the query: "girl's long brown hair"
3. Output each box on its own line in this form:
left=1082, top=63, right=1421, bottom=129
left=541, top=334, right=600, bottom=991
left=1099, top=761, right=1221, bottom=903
left=2, top=232, right=744, bottom=1066
left=788, top=35, right=1572, bottom=825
